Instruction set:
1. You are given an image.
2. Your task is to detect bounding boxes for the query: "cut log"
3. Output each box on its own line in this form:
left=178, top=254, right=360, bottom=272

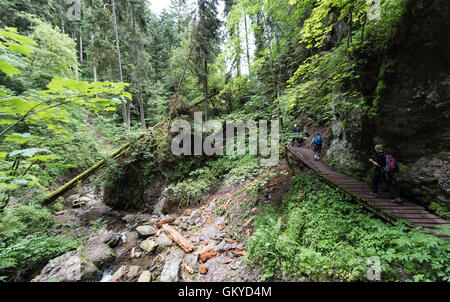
left=156, top=217, right=177, bottom=228
left=162, top=224, right=194, bottom=253
left=111, top=269, right=129, bottom=282
left=243, top=216, right=255, bottom=228
left=194, top=243, right=216, bottom=255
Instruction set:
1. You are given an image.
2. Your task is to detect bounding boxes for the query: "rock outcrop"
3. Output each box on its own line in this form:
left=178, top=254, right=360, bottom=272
left=32, top=252, right=100, bottom=282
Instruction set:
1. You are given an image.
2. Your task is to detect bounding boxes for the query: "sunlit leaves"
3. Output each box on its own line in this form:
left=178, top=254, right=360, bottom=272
left=0, top=98, right=41, bottom=115
left=9, top=148, right=50, bottom=158
left=0, top=27, right=35, bottom=77
left=300, top=0, right=369, bottom=49
left=0, top=60, right=20, bottom=77
left=26, top=155, right=60, bottom=162
left=4, top=133, right=35, bottom=144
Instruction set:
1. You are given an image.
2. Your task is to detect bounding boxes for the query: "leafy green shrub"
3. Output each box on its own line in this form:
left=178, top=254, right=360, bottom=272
left=0, top=234, right=77, bottom=275
left=0, top=204, right=55, bottom=243
left=0, top=204, right=78, bottom=280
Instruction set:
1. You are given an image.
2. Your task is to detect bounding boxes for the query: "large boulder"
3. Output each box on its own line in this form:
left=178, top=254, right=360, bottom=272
left=160, top=248, right=185, bottom=282
left=87, top=228, right=120, bottom=247
left=84, top=243, right=115, bottom=270
left=32, top=251, right=100, bottom=282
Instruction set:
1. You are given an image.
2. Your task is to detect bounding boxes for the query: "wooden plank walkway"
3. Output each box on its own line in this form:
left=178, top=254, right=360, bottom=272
left=287, top=146, right=450, bottom=240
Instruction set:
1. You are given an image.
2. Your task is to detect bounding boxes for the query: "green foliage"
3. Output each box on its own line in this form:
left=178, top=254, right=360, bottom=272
left=281, top=45, right=366, bottom=123
left=0, top=27, right=35, bottom=77
left=300, top=0, right=368, bottom=49
left=0, top=234, right=77, bottom=275
left=90, top=219, right=108, bottom=233
left=0, top=26, right=131, bottom=193
left=0, top=203, right=77, bottom=279
left=247, top=174, right=450, bottom=281
left=25, top=18, right=78, bottom=89
left=0, top=204, right=55, bottom=242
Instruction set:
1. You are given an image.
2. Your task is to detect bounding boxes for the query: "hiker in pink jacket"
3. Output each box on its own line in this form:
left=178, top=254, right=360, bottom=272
left=369, top=145, right=402, bottom=204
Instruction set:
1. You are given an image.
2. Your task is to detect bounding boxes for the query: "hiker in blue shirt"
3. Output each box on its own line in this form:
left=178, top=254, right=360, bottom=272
left=369, top=144, right=402, bottom=204
left=311, top=132, right=323, bottom=161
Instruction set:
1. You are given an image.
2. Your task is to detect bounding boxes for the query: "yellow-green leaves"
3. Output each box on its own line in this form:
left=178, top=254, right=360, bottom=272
left=47, top=78, right=130, bottom=99
left=0, top=60, right=20, bottom=77
left=0, top=27, right=35, bottom=77
left=26, top=155, right=60, bottom=162
left=1, top=98, right=41, bottom=115
left=0, top=27, right=36, bottom=54
left=4, top=133, right=35, bottom=144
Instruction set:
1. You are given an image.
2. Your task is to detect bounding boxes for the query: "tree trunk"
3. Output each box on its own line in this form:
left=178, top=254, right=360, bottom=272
left=266, top=22, right=278, bottom=99
left=236, top=24, right=241, bottom=77
left=244, top=14, right=251, bottom=72
left=132, top=3, right=146, bottom=129
left=347, top=7, right=353, bottom=50
left=204, top=58, right=208, bottom=121
left=273, top=20, right=281, bottom=98
left=90, top=32, right=97, bottom=82
left=111, top=0, right=128, bottom=129
left=361, top=14, right=367, bottom=43
left=138, top=84, right=146, bottom=128
left=79, top=24, right=83, bottom=62
left=72, top=31, right=79, bottom=80
left=43, top=142, right=132, bottom=205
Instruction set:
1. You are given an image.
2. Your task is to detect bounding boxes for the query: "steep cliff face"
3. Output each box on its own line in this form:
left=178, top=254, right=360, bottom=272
left=376, top=0, right=450, bottom=215
left=326, top=0, right=450, bottom=217
left=378, top=0, right=450, bottom=159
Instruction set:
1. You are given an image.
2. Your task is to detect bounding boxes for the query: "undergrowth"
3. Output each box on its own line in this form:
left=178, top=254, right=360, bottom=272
left=247, top=173, right=450, bottom=282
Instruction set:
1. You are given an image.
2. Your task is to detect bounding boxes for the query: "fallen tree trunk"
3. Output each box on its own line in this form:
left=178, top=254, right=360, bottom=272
left=43, top=142, right=132, bottom=205
left=162, top=224, right=194, bottom=253
left=43, top=120, right=168, bottom=206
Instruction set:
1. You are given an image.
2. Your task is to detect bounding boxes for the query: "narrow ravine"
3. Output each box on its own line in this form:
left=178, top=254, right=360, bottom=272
left=31, top=172, right=276, bottom=282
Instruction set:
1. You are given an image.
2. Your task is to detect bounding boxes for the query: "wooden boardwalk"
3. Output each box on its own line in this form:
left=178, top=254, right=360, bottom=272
left=287, top=146, right=450, bottom=240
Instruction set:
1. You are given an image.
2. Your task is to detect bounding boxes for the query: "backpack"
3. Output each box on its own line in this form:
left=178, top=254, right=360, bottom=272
left=384, top=154, right=399, bottom=174
left=313, top=136, right=323, bottom=146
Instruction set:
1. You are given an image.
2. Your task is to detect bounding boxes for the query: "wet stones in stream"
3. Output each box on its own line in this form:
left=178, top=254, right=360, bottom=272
left=136, top=225, right=157, bottom=237
left=140, top=239, right=157, bottom=253
left=84, top=229, right=120, bottom=270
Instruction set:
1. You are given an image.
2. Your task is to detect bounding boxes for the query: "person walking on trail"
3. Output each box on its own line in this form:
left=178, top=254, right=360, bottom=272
left=292, top=124, right=302, bottom=147
left=369, top=144, right=402, bottom=204
left=311, top=132, right=323, bottom=161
